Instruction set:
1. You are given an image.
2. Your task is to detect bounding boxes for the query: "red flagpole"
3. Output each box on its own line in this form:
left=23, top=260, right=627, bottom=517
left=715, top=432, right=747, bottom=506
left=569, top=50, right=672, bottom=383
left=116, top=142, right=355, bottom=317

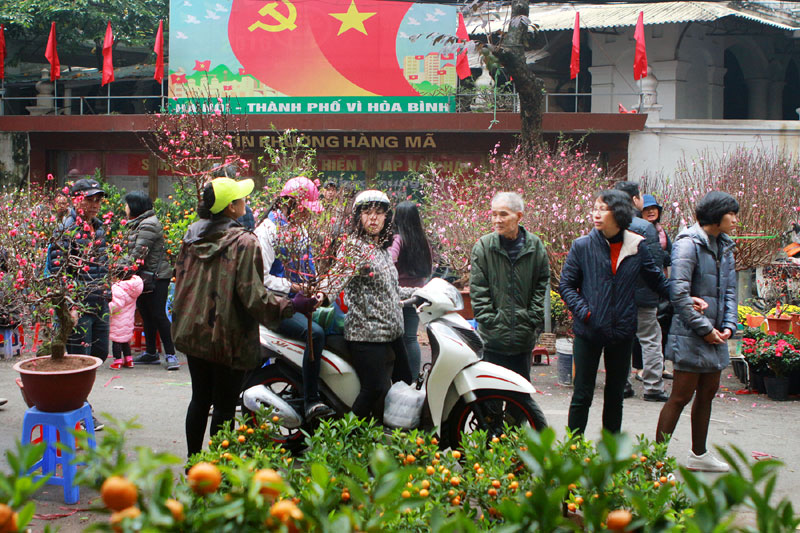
left=0, top=24, right=6, bottom=81
left=154, top=20, right=165, bottom=109
left=102, top=21, right=115, bottom=86
left=633, top=11, right=648, bottom=81
left=45, top=22, right=60, bottom=113
left=570, top=13, right=580, bottom=80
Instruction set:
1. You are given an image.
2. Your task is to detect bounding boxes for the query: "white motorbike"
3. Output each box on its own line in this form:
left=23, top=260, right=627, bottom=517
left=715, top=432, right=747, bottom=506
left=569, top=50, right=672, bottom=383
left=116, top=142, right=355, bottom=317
left=242, top=278, right=547, bottom=450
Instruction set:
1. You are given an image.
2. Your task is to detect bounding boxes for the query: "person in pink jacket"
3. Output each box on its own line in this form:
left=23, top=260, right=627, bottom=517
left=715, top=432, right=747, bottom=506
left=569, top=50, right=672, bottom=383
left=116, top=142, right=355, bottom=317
left=109, top=272, right=144, bottom=369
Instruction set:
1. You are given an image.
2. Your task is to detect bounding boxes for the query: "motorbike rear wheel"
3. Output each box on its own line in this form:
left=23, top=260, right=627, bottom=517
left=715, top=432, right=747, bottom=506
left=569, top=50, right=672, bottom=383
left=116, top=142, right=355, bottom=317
left=241, top=364, right=306, bottom=452
left=443, top=390, right=547, bottom=449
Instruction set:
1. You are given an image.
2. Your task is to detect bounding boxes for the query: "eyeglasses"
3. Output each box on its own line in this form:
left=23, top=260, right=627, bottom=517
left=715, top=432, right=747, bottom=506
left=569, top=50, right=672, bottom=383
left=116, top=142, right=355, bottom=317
left=590, top=207, right=610, bottom=214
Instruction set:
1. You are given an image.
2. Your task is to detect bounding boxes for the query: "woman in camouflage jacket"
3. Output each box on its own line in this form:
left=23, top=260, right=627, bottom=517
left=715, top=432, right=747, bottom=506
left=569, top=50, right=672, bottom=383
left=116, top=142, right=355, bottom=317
left=172, top=177, right=313, bottom=458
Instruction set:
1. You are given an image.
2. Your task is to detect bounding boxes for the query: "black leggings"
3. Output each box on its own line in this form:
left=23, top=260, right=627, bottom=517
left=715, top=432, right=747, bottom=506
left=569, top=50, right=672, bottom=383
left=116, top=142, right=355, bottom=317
left=136, top=278, right=175, bottom=355
left=112, top=341, right=131, bottom=358
left=185, top=355, right=246, bottom=458
left=348, top=338, right=412, bottom=421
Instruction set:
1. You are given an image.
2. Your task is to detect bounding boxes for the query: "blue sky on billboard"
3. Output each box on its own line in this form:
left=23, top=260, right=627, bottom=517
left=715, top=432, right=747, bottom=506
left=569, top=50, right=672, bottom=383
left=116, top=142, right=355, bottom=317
left=170, top=0, right=242, bottom=73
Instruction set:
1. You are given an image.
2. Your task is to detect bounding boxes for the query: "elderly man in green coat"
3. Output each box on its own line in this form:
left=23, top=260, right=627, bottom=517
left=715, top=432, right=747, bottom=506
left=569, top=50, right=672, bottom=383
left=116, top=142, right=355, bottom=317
left=470, top=192, right=550, bottom=381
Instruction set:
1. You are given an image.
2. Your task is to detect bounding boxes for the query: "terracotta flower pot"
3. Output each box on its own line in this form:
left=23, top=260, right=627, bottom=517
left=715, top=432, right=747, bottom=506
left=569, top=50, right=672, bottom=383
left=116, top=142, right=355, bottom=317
left=767, top=316, right=792, bottom=334
left=13, top=355, right=102, bottom=412
left=746, top=314, right=765, bottom=328
left=791, top=314, right=800, bottom=341
left=457, top=289, right=474, bottom=320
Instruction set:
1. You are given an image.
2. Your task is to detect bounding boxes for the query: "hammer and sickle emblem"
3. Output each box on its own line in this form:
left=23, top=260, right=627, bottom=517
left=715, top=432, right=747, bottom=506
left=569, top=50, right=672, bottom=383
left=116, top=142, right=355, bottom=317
left=248, top=1, right=298, bottom=32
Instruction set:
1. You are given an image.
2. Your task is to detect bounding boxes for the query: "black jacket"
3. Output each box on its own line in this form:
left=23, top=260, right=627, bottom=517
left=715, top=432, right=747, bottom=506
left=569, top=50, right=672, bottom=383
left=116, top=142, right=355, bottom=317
left=46, top=209, right=109, bottom=305
left=559, top=229, right=669, bottom=345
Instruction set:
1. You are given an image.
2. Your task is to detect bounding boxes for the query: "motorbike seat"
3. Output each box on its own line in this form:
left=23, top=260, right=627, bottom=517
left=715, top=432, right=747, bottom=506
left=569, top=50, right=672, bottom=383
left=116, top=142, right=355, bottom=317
left=324, top=335, right=355, bottom=366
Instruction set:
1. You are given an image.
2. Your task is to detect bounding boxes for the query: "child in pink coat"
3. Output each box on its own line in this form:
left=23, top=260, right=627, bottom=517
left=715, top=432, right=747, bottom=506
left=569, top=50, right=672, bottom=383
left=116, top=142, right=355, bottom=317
left=109, top=273, right=144, bottom=369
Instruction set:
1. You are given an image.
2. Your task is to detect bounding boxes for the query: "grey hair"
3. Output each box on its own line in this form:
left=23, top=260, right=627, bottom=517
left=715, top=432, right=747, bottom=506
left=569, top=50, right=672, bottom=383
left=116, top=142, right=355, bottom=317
left=491, top=191, right=524, bottom=213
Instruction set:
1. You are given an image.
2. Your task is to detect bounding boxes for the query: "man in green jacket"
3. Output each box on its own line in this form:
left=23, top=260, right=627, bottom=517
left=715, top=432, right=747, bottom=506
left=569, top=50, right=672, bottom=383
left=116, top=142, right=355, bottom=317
left=470, top=192, right=550, bottom=381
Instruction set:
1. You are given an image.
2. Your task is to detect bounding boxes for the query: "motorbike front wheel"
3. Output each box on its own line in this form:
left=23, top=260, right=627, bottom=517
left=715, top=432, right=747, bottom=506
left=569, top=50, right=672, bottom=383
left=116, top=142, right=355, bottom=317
left=443, top=391, right=547, bottom=449
left=241, top=363, right=306, bottom=453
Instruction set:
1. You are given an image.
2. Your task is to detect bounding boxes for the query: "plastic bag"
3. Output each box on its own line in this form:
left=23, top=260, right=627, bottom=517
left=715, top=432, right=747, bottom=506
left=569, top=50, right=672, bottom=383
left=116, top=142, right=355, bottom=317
left=383, top=381, right=425, bottom=429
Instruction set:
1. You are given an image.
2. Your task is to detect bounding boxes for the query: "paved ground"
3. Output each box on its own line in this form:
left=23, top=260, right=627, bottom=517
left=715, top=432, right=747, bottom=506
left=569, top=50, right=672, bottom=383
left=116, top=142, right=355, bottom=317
left=1, top=345, right=798, bottom=531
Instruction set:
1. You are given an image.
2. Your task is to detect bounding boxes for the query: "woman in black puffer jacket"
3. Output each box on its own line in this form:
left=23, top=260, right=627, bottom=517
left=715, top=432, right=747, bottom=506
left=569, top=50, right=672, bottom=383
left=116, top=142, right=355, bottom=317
left=123, top=191, right=178, bottom=370
left=559, top=190, right=670, bottom=436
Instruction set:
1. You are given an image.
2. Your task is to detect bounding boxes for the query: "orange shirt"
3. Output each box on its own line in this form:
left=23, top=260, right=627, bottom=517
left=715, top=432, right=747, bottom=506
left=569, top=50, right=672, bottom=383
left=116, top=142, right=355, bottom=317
left=609, top=241, right=623, bottom=275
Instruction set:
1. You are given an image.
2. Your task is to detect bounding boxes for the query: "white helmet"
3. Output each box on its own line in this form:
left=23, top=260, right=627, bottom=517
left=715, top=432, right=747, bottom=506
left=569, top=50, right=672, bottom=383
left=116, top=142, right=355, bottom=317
left=353, top=189, right=390, bottom=208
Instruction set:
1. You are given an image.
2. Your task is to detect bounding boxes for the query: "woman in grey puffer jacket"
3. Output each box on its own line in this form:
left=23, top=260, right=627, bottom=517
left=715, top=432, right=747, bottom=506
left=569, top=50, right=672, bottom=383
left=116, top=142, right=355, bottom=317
left=656, top=191, right=739, bottom=473
left=123, top=191, right=178, bottom=370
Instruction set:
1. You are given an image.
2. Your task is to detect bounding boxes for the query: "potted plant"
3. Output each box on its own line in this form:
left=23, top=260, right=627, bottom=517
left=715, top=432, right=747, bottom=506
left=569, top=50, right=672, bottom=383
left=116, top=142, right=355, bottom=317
left=766, top=302, right=792, bottom=334
left=761, top=338, right=799, bottom=401
left=1, top=184, right=120, bottom=412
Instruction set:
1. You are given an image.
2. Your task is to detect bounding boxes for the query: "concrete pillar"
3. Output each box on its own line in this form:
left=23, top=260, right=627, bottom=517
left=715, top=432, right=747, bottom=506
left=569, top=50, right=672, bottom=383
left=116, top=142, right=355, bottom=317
left=649, top=60, right=689, bottom=120
left=767, top=81, right=785, bottom=119
left=588, top=65, right=614, bottom=113
left=708, top=67, right=726, bottom=119
left=62, top=86, right=72, bottom=115
left=745, top=78, right=769, bottom=119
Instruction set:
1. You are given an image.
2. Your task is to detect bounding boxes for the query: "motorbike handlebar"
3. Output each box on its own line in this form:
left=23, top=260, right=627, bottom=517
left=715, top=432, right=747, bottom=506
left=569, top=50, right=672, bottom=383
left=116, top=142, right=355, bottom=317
left=401, top=295, right=425, bottom=308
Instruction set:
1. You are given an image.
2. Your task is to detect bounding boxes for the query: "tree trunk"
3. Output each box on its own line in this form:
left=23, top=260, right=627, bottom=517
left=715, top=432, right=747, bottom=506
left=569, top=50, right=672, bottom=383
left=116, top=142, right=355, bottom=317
left=52, top=297, right=72, bottom=360
left=491, top=0, right=543, bottom=151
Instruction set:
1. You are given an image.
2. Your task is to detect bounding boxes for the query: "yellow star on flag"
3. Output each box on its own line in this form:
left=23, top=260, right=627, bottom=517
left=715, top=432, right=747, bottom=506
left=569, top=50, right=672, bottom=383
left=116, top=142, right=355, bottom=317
left=329, top=0, right=376, bottom=36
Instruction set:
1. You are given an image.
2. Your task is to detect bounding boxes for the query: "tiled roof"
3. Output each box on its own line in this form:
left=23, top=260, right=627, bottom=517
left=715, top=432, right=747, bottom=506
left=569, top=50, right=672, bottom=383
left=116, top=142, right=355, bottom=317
left=466, top=2, right=800, bottom=33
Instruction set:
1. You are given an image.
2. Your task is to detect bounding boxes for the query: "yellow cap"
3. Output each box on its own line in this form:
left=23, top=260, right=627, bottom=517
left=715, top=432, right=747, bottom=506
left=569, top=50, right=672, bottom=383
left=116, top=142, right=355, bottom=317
left=210, top=178, right=254, bottom=214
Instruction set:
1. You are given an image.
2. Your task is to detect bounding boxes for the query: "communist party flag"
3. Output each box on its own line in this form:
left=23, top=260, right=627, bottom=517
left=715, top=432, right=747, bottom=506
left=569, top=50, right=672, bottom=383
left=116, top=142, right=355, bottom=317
left=633, top=11, right=648, bottom=80
left=0, top=25, right=5, bottom=80
left=570, top=12, right=580, bottom=80
left=307, top=0, right=417, bottom=96
left=45, top=22, right=60, bottom=81
left=154, top=20, right=164, bottom=84
left=102, top=22, right=114, bottom=86
left=229, top=0, right=415, bottom=96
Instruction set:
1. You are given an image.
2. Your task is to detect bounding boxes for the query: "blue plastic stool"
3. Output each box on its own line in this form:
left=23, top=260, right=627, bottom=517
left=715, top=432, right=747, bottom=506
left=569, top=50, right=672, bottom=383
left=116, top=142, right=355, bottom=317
left=21, top=403, right=96, bottom=504
left=1, top=328, right=20, bottom=358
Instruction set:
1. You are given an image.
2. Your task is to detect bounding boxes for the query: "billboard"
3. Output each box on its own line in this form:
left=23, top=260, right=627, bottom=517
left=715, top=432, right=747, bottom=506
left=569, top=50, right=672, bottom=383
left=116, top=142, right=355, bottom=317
left=169, top=0, right=461, bottom=114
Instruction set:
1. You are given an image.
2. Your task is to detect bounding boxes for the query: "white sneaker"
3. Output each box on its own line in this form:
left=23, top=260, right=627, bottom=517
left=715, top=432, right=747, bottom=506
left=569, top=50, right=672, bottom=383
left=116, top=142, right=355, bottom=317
left=687, top=451, right=729, bottom=472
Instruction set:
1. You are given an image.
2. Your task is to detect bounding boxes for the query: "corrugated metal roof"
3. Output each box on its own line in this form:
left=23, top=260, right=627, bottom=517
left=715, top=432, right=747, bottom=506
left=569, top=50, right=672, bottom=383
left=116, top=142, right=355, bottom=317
left=466, top=2, right=800, bottom=33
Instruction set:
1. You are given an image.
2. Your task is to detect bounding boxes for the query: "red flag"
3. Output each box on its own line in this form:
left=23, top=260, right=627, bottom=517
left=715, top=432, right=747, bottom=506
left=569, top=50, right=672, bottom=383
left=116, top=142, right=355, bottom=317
left=456, top=12, right=469, bottom=41
left=228, top=0, right=413, bottom=96
left=0, top=25, right=5, bottom=80
left=456, top=51, right=470, bottom=80
left=570, top=13, right=580, bottom=80
left=154, top=20, right=164, bottom=84
left=633, top=11, right=647, bottom=80
left=45, top=22, right=60, bottom=81
left=102, top=21, right=114, bottom=86
left=193, top=60, right=211, bottom=72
